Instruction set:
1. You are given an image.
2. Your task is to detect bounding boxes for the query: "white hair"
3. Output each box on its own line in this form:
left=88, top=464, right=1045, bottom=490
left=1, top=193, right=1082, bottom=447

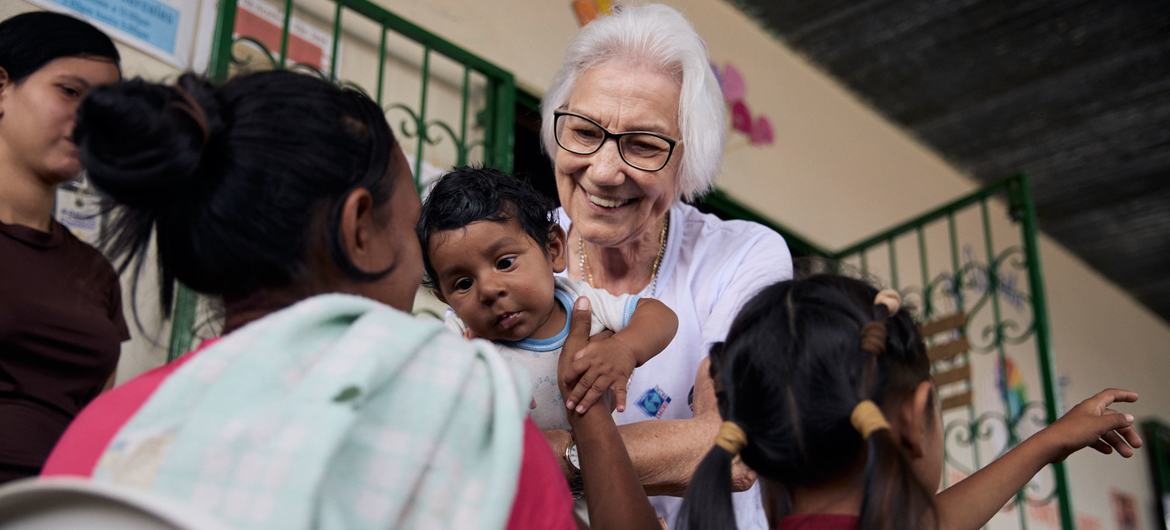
left=541, top=3, right=726, bottom=201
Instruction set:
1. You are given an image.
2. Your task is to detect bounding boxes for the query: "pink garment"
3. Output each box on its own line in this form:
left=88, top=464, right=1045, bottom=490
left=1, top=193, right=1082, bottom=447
left=777, top=514, right=860, bottom=530
left=43, top=340, right=574, bottom=530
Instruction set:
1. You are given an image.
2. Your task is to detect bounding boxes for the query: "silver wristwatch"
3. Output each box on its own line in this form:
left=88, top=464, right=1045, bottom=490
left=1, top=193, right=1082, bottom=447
left=564, top=442, right=584, bottom=498
left=565, top=442, right=581, bottom=472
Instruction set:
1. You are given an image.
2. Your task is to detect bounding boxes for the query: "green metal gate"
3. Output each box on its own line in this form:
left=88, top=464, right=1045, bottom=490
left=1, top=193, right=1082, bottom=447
left=168, top=0, right=516, bottom=357
left=702, top=174, right=1072, bottom=530
left=833, top=174, right=1070, bottom=530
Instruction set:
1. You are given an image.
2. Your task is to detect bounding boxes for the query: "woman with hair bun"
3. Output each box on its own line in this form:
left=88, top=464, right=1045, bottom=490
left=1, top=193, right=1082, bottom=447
left=40, top=70, right=662, bottom=530
left=0, top=11, right=123, bottom=484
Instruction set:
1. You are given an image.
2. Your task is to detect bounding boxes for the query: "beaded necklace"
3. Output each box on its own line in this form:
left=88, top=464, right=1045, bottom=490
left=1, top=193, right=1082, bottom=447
left=577, top=211, right=670, bottom=297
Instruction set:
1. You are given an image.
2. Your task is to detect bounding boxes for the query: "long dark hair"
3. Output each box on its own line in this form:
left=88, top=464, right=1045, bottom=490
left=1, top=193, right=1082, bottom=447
left=0, top=11, right=120, bottom=81
left=680, top=274, right=937, bottom=530
left=74, top=71, right=400, bottom=314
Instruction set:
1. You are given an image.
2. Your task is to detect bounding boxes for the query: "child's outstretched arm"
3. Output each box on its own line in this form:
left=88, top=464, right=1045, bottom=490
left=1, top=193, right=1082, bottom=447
left=562, top=298, right=678, bottom=414
left=561, top=296, right=662, bottom=530
left=935, top=388, right=1141, bottom=530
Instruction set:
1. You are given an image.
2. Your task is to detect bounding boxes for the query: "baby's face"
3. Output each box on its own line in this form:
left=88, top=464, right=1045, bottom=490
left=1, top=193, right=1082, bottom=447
left=428, top=218, right=565, bottom=342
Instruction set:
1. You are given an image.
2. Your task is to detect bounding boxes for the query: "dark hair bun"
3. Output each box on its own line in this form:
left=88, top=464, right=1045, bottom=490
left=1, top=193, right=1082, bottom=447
left=76, top=74, right=222, bottom=208
left=80, top=69, right=400, bottom=319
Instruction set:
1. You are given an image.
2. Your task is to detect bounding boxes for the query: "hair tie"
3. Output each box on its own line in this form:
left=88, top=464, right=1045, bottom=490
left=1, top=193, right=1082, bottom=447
left=850, top=400, right=890, bottom=439
left=860, top=289, right=901, bottom=355
left=859, top=322, right=887, bottom=355
left=874, top=289, right=901, bottom=315
left=172, top=84, right=210, bottom=144
left=714, top=421, right=747, bottom=455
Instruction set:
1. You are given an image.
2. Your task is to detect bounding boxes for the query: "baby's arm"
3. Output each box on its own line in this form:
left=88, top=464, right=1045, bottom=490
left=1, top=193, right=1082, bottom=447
left=563, top=298, right=678, bottom=414
left=615, top=298, right=678, bottom=366
left=935, top=388, right=1141, bottom=530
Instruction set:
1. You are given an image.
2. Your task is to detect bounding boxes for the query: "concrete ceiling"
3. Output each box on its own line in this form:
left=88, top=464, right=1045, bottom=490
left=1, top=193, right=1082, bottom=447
left=730, top=0, right=1170, bottom=324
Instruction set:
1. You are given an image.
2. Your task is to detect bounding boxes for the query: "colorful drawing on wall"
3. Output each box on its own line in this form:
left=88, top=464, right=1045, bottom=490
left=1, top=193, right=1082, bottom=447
left=1076, top=513, right=1102, bottom=530
left=997, top=356, right=1028, bottom=422
left=1026, top=502, right=1061, bottom=529
left=1112, top=490, right=1139, bottom=530
left=711, top=61, right=774, bottom=146
left=572, top=0, right=613, bottom=26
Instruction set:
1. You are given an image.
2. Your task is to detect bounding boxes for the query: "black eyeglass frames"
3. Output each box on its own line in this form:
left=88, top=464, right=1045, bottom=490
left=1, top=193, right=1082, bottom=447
left=553, top=111, right=679, bottom=172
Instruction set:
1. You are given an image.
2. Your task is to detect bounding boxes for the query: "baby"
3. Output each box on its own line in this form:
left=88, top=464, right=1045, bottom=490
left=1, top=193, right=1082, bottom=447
left=417, top=166, right=678, bottom=430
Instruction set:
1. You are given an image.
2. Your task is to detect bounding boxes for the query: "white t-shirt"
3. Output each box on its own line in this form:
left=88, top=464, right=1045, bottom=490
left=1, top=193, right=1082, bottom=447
left=558, top=202, right=793, bottom=530
left=445, top=276, right=640, bottom=431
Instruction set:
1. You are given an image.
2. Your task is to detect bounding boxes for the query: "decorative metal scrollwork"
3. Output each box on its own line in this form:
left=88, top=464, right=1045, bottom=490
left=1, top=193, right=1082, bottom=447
left=227, top=34, right=478, bottom=174
left=1016, top=401, right=1060, bottom=505
left=943, top=411, right=1011, bottom=474
left=230, top=36, right=280, bottom=72
left=384, top=103, right=474, bottom=170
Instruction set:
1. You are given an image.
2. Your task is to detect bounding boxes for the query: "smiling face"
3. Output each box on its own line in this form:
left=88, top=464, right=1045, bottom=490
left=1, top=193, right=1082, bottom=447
left=0, top=56, right=120, bottom=183
left=428, top=218, right=567, bottom=342
left=554, top=62, right=682, bottom=248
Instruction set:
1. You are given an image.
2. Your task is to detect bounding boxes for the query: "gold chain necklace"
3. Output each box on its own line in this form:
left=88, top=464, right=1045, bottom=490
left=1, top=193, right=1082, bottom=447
left=577, top=211, right=670, bottom=297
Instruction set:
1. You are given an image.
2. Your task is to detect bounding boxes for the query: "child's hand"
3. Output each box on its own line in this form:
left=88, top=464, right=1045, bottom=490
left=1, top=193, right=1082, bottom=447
left=562, top=333, right=637, bottom=415
left=1041, top=388, right=1142, bottom=462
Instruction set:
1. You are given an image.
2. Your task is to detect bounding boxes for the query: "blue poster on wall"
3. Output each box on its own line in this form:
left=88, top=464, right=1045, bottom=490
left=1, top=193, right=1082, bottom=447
left=38, top=0, right=179, bottom=52
left=28, top=0, right=213, bottom=70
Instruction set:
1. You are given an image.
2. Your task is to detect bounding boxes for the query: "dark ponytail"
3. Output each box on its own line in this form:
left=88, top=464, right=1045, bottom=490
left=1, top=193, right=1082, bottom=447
left=682, top=340, right=741, bottom=529
left=859, top=430, right=937, bottom=530
left=679, top=275, right=937, bottom=530
left=75, top=70, right=400, bottom=315
left=683, top=446, right=739, bottom=530
left=857, top=296, right=937, bottom=530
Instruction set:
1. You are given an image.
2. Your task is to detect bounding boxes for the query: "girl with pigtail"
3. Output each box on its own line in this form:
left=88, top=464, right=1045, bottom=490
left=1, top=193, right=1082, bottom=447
left=680, top=274, right=1141, bottom=530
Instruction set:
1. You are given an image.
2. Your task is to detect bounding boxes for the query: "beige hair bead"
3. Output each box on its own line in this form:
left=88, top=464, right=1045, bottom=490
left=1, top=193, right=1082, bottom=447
left=850, top=400, right=891, bottom=439
left=874, top=289, right=902, bottom=315
left=714, top=421, right=748, bottom=455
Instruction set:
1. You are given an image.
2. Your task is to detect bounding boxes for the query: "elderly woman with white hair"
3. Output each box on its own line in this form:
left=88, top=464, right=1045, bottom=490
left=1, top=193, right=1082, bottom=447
left=540, top=4, right=792, bottom=529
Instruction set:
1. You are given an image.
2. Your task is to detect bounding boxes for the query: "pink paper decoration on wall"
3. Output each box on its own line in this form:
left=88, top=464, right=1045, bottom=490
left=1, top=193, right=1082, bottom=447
left=720, top=64, right=746, bottom=102
left=716, top=61, right=773, bottom=147
left=750, top=116, right=774, bottom=145
left=731, top=101, right=752, bottom=134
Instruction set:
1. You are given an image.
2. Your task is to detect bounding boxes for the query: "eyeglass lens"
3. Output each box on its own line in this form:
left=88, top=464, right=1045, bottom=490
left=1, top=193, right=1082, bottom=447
left=555, top=113, right=672, bottom=171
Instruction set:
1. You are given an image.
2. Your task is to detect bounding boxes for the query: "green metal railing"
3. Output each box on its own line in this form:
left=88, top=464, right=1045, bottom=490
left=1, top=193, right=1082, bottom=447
left=168, top=0, right=516, bottom=358
left=1142, top=420, right=1170, bottom=529
left=703, top=175, right=1069, bottom=529
left=819, top=174, right=1070, bottom=530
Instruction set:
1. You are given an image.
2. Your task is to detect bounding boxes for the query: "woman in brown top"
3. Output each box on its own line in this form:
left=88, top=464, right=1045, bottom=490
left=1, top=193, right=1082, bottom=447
left=0, top=11, right=125, bottom=483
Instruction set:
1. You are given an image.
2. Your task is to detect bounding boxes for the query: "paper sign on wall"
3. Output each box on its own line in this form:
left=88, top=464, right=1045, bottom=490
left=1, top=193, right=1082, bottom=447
left=54, top=178, right=104, bottom=245
left=235, top=0, right=334, bottom=73
left=28, top=0, right=214, bottom=70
